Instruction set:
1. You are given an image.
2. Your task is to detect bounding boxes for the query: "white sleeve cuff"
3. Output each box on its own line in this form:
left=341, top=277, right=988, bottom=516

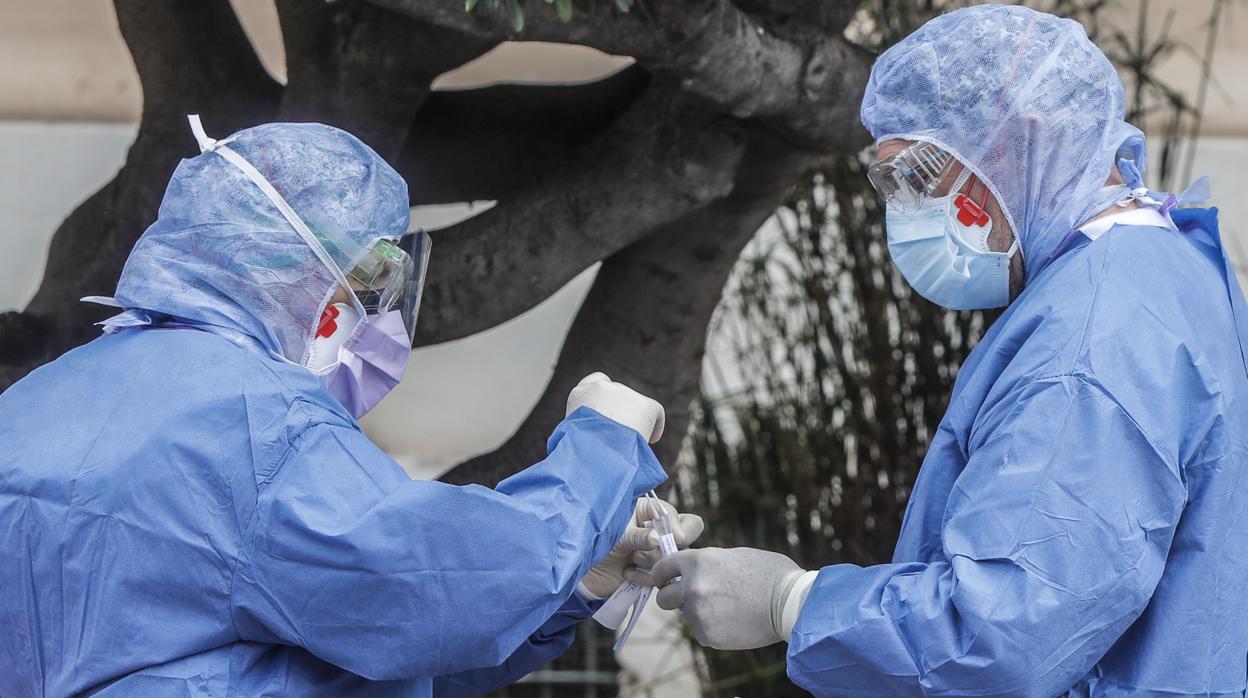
left=779, top=570, right=819, bottom=642
left=576, top=580, right=605, bottom=603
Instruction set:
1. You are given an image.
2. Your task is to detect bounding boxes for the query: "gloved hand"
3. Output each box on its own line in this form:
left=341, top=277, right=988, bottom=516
left=567, top=373, right=665, bottom=443
left=627, top=547, right=804, bottom=650
left=581, top=498, right=704, bottom=599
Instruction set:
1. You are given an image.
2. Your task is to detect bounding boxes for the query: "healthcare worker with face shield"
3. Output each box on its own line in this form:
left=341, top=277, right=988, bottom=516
left=0, top=117, right=702, bottom=696
left=634, top=5, right=1248, bottom=696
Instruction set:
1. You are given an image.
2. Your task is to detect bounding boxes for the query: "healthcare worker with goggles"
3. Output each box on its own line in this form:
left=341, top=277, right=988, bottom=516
left=634, top=5, right=1248, bottom=696
left=0, top=116, right=701, bottom=696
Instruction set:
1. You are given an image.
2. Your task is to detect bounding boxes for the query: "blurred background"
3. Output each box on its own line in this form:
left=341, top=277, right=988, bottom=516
left=2, top=0, right=1243, bottom=695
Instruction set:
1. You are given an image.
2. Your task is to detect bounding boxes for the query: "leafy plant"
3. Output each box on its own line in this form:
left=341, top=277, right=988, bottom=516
left=466, top=0, right=633, bottom=31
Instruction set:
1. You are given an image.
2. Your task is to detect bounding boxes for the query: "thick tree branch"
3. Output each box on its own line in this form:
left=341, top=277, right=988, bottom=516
left=442, top=128, right=812, bottom=486
left=276, top=0, right=497, bottom=160
left=413, top=82, right=748, bottom=347
left=2, top=1, right=280, bottom=390
left=368, top=0, right=873, bottom=152
left=400, top=65, right=650, bottom=203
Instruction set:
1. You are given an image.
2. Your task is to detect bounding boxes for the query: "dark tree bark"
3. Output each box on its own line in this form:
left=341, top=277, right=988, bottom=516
left=2, top=0, right=874, bottom=493
left=398, top=65, right=651, bottom=203
left=276, top=0, right=495, bottom=160
left=414, top=82, right=748, bottom=346
left=733, top=0, right=858, bottom=35
left=370, top=0, right=873, bottom=150
left=0, top=1, right=280, bottom=389
left=442, top=127, right=812, bottom=485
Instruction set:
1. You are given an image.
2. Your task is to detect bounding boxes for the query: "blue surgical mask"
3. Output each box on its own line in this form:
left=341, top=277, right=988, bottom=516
left=884, top=170, right=1019, bottom=310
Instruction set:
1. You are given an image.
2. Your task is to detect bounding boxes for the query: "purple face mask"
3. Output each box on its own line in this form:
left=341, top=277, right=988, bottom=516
left=306, top=304, right=412, bottom=419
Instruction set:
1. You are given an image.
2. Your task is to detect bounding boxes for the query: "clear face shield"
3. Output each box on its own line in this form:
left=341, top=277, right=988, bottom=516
left=184, top=113, right=431, bottom=418
left=867, top=141, right=955, bottom=212
left=342, top=231, right=431, bottom=344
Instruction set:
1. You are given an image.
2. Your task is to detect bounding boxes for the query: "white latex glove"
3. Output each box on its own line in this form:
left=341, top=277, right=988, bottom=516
left=627, top=547, right=804, bottom=650
left=566, top=373, right=666, bottom=443
left=581, top=498, right=704, bottom=599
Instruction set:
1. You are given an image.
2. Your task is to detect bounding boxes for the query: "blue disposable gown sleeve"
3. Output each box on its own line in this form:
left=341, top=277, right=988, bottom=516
left=431, top=593, right=598, bottom=697
left=787, top=375, right=1189, bottom=697
left=230, top=406, right=666, bottom=681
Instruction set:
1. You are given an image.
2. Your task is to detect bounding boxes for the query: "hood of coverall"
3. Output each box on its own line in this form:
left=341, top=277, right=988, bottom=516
left=111, top=121, right=410, bottom=364
left=860, top=3, right=1147, bottom=283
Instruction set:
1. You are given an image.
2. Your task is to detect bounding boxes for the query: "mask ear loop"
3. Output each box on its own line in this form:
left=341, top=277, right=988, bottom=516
left=938, top=167, right=974, bottom=206
left=974, top=176, right=1019, bottom=257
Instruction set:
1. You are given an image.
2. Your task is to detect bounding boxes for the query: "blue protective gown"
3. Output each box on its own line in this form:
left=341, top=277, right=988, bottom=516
left=0, top=325, right=666, bottom=696
left=788, top=208, right=1248, bottom=696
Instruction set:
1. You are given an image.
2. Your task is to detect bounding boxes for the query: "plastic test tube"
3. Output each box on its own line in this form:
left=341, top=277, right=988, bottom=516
left=613, top=491, right=679, bottom=652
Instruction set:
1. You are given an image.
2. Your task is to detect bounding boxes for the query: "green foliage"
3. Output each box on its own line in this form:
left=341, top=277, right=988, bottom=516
left=465, top=0, right=632, bottom=32
left=675, top=5, right=960, bottom=691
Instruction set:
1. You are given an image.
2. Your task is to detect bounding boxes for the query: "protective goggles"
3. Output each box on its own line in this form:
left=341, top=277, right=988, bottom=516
left=867, top=141, right=955, bottom=213
left=344, top=230, right=431, bottom=344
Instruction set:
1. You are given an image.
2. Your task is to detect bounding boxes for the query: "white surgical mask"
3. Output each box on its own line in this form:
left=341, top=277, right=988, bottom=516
left=885, top=170, right=1019, bottom=310
left=305, top=303, right=411, bottom=419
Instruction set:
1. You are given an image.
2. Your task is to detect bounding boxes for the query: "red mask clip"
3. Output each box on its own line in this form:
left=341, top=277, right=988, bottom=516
left=954, top=178, right=991, bottom=228
left=316, top=304, right=342, bottom=339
